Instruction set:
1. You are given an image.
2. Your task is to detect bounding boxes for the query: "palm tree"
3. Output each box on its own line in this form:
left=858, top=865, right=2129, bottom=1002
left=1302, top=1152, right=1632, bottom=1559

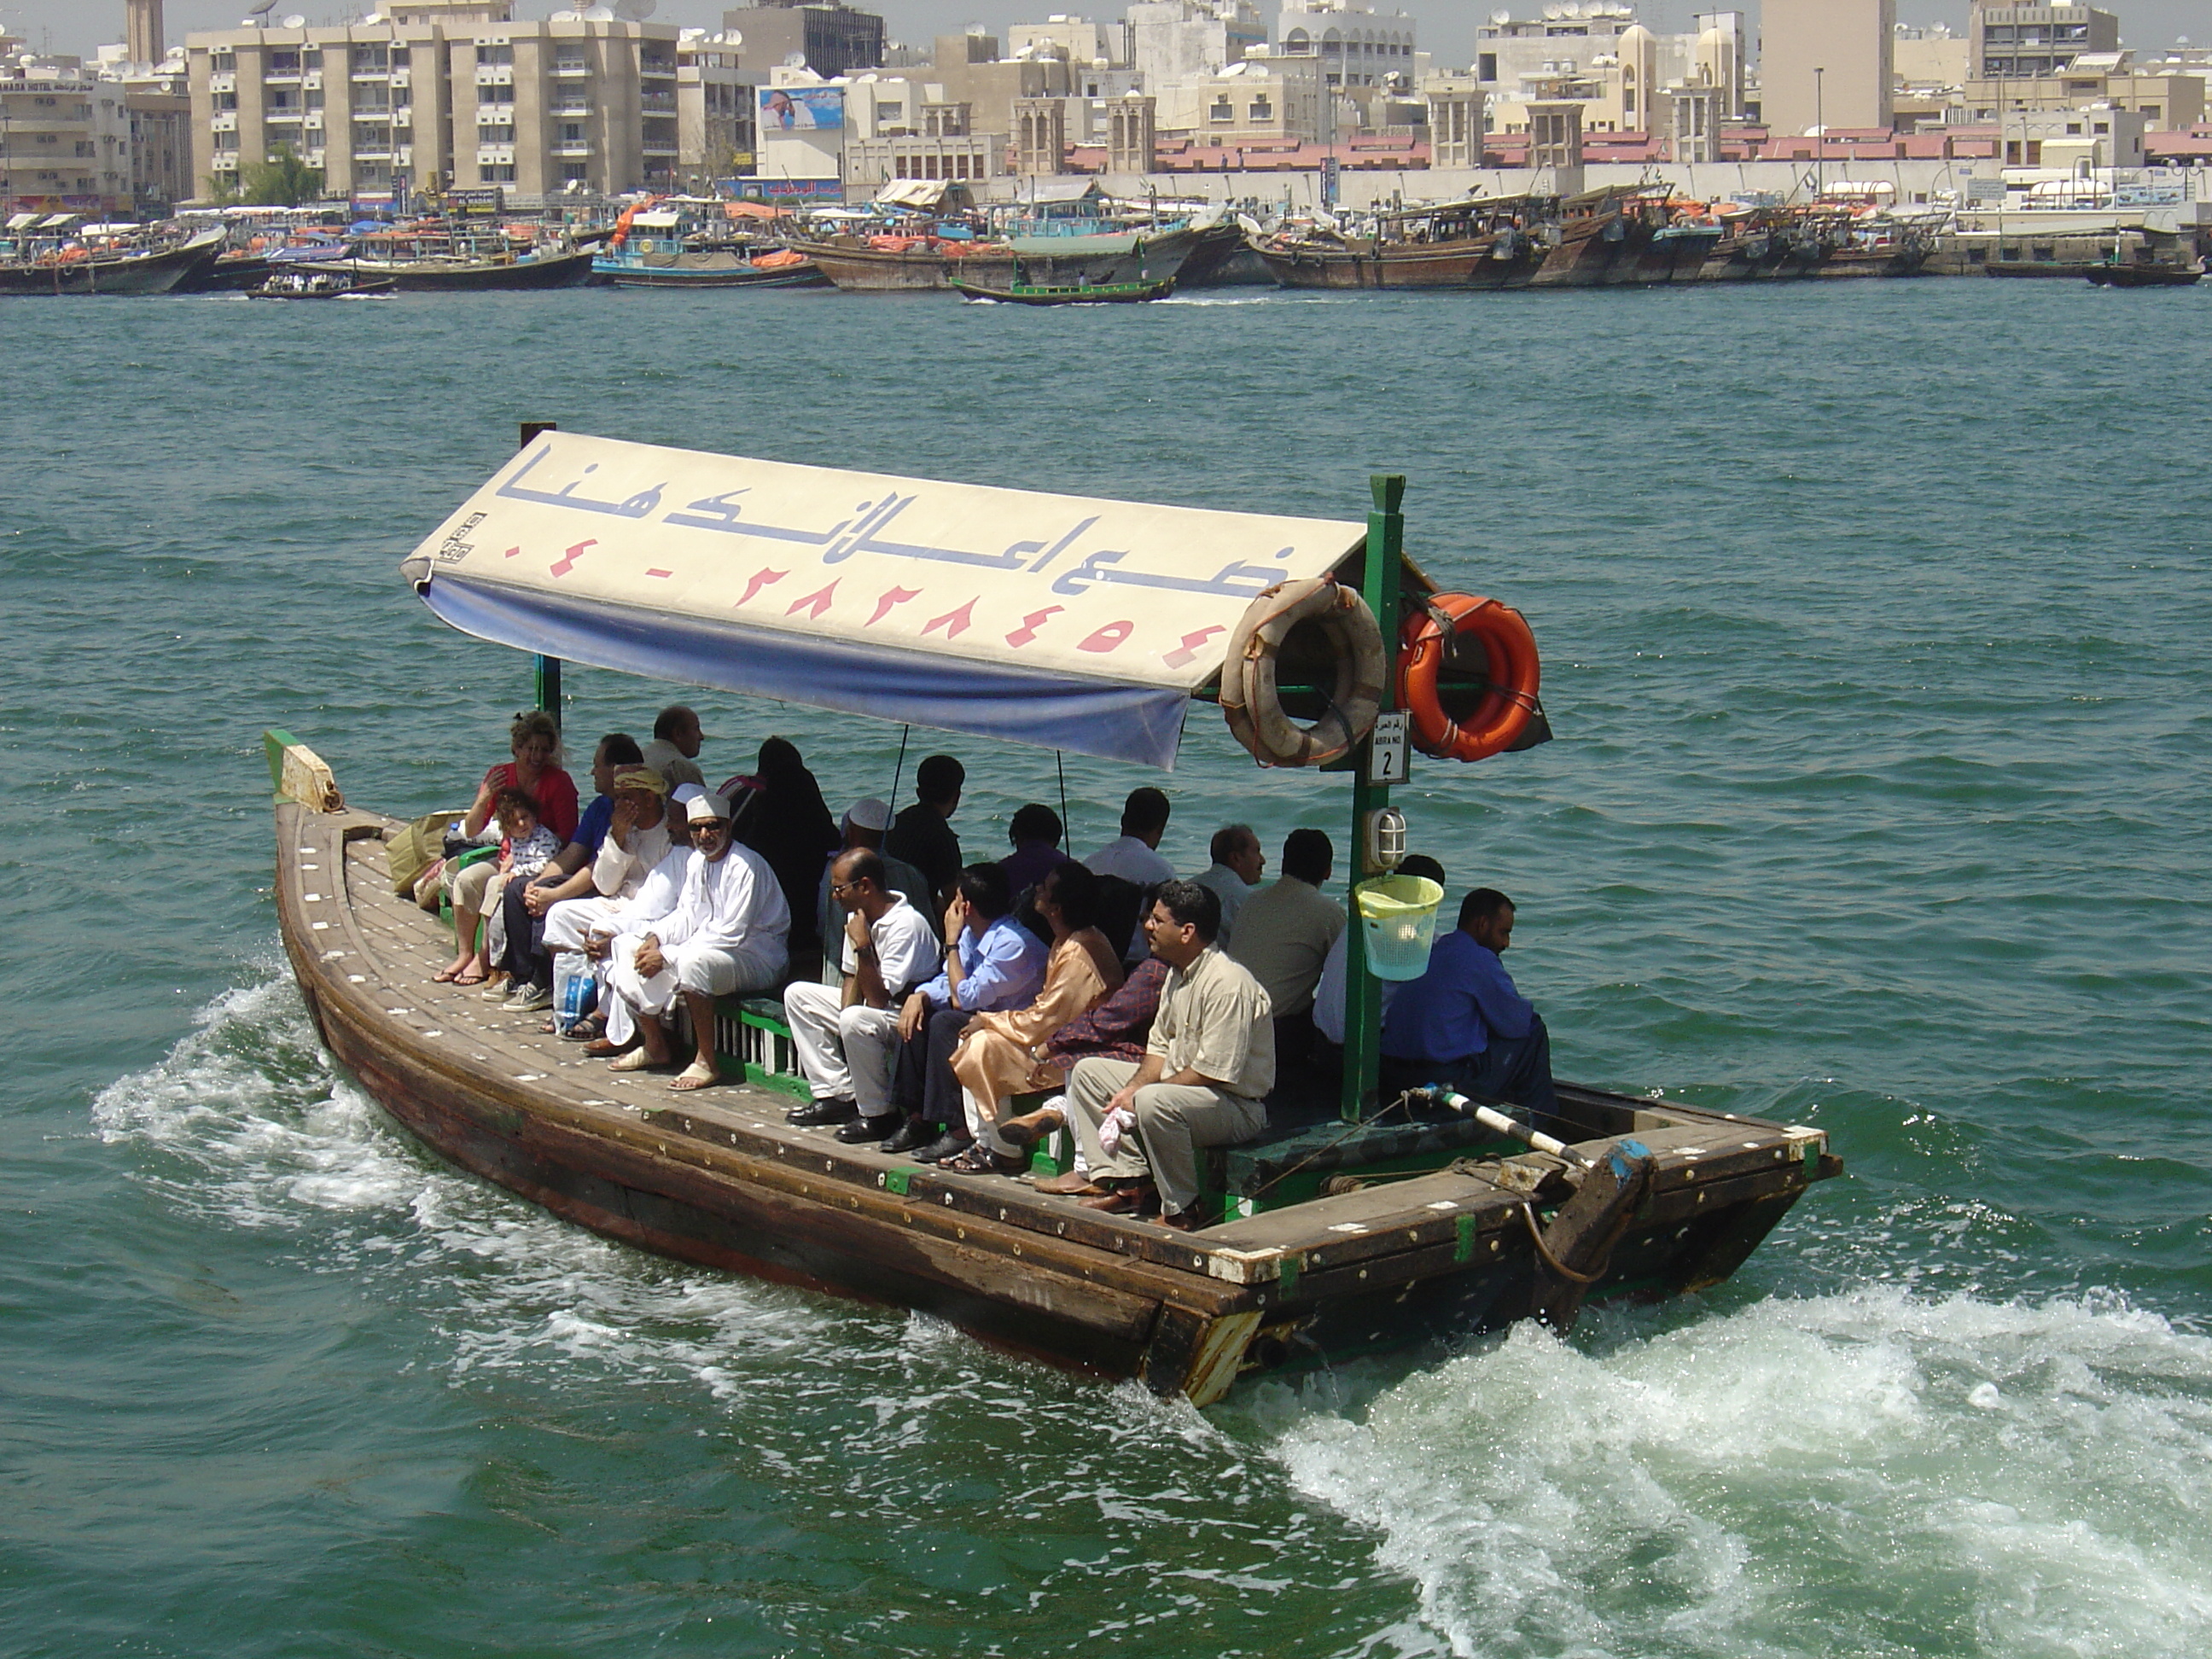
left=242, top=145, right=323, bottom=208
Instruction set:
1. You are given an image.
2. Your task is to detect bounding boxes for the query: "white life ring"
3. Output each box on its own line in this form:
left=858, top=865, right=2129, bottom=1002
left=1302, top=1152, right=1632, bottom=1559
left=1220, top=577, right=1387, bottom=768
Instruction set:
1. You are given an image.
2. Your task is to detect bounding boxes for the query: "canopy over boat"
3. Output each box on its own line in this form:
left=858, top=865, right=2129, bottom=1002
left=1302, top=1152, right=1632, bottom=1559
left=400, top=431, right=1371, bottom=768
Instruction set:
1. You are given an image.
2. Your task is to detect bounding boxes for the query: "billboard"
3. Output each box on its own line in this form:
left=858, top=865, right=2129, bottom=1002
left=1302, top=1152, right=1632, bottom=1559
left=759, top=86, right=845, bottom=131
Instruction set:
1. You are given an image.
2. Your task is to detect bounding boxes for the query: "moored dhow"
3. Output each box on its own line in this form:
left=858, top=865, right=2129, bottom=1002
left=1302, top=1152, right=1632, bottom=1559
left=269, top=434, right=1841, bottom=1403
left=0, top=224, right=224, bottom=296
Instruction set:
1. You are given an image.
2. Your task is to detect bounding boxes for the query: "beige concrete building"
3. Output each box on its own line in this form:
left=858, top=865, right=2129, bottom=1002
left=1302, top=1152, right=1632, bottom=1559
left=1963, top=58, right=2205, bottom=130
left=719, top=2, right=886, bottom=80
left=1999, top=104, right=2145, bottom=170
left=1425, top=76, right=1484, bottom=169
left=1970, top=4, right=2119, bottom=81
left=1277, top=0, right=1416, bottom=91
left=677, top=32, right=755, bottom=187
left=1760, top=0, right=1894, bottom=137
left=184, top=0, right=685, bottom=206
left=1154, top=54, right=1324, bottom=143
left=1, top=55, right=132, bottom=214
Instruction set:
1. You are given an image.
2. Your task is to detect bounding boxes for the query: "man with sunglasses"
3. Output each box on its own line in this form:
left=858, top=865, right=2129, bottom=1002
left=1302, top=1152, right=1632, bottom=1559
left=782, top=848, right=937, bottom=1128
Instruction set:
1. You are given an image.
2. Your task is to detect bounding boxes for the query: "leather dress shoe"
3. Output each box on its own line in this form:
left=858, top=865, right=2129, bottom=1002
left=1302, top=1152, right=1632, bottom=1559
left=1079, top=1182, right=1156, bottom=1214
left=998, top=1105, right=1064, bottom=1149
left=881, top=1118, right=935, bottom=1155
left=835, top=1114, right=899, bottom=1144
left=789, top=1096, right=859, bottom=1126
left=911, top=1131, right=973, bottom=1165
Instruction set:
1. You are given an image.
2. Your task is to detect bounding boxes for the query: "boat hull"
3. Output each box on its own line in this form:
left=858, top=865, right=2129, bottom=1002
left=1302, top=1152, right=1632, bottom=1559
left=2087, top=263, right=2202, bottom=287
left=275, top=794, right=1838, bottom=1403
left=795, top=229, right=1195, bottom=294
left=951, top=276, right=1175, bottom=305
left=597, top=254, right=830, bottom=289
left=299, top=248, right=597, bottom=291
left=1252, top=234, right=1540, bottom=291
left=0, top=230, right=223, bottom=296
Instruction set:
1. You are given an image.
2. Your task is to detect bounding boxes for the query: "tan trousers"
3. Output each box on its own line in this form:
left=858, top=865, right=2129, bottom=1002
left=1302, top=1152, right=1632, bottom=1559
left=1063, top=1056, right=1266, bottom=1215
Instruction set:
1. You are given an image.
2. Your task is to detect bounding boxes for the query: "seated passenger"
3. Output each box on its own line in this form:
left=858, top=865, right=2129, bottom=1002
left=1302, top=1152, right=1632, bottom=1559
left=884, top=754, right=965, bottom=911
left=866, top=863, right=1048, bottom=1160
left=728, top=736, right=840, bottom=955
left=998, top=802, right=1074, bottom=899
left=602, top=793, right=790, bottom=1091
left=941, top=863, right=1123, bottom=1174
left=783, top=849, right=940, bottom=1130
left=1312, top=854, right=1447, bottom=1047
left=1059, top=881, right=1274, bottom=1231
left=492, top=732, right=642, bottom=1016
left=1379, top=888, right=1557, bottom=1125
left=640, top=704, right=707, bottom=792
left=1084, top=786, right=1176, bottom=888
left=1225, top=827, right=1343, bottom=1063
left=1190, top=823, right=1265, bottom=946
left=435, top=710, right=579, bottom=984
left=813, top=797, right=933, bottom=982
left=441, top=788, right=560, bottom=989
left=1002, top=955, right=1176, bottom=1186
left=543, top=767, right=678, bottom=1044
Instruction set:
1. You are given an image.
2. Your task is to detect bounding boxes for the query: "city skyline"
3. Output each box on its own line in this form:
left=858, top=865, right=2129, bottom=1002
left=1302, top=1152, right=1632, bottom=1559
left=3, top=0, right=2206, bottom=76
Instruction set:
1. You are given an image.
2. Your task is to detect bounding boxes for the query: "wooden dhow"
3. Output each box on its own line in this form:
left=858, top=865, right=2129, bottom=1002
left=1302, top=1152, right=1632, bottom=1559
left=268, top=434, right=1842, bottom=1404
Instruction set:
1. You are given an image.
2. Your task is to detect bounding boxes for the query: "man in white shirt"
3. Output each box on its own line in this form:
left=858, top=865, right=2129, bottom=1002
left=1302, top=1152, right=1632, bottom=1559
left=1190, top=823, right=1264, bottom=947
left=1084, top=786, right=1175, bottom=888
left=602, top=793, right=789, bottom=1091
left=1227, top=827, right=1344, bottom=1064
left=783, top=849, right=939, bottom=1129
left=640, top=704, right=707, bottom=792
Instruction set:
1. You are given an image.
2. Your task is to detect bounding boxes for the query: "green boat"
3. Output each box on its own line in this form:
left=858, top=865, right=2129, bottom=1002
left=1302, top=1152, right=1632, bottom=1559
left=950, top=273, right=1177, bottom=305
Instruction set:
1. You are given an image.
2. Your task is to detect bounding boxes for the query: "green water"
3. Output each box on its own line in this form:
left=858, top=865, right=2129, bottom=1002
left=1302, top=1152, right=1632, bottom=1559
left=3, top=281, right=2209, bottom=1657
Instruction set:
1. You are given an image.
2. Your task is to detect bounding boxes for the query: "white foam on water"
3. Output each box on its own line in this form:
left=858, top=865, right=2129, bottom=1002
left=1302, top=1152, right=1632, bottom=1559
left=1273, top=1287, right=2212, bottom=1659
left=91, top=974, right=847, bottom=1399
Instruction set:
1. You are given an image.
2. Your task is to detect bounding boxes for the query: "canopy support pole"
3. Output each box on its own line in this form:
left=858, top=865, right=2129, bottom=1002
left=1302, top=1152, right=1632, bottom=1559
left=1341, top=474, right=1406, bottom=1124
left=521, top=420, right=563, bottom=730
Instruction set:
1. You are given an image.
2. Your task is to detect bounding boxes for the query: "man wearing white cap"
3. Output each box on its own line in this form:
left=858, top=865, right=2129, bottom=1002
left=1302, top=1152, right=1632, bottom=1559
left=543, top=767, right=676, bottom=1038
left=814, top=796, right=933, bottom=984
left=603, top=792, right=790, bottom=1090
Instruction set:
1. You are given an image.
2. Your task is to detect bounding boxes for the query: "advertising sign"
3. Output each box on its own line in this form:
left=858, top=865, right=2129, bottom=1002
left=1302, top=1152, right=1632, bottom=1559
left=445, top=187, right=506, bottom=215
left=759, top=85, right=845, bottom=131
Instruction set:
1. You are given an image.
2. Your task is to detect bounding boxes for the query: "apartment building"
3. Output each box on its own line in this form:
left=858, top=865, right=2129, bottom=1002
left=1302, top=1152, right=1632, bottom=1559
left=1963, top=54, right=2205, bottom=129
left=184, top=0, right=685, bottom=205
left=678, top=31, right=756, bottom=186
left=1, top=55, right=132, bottom=214
left=1969, top=4, right=2120, bottom=80
left=1760, top=0, right=1894, bottom=136
left=1277, top=0, right=1415, bottom=91
left=1153, top=53, right=1324, bottom=143
left=720, top=2, right=886, bottom=80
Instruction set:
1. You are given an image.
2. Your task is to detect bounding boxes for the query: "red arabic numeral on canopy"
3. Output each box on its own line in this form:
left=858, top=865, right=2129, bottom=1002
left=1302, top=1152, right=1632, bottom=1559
left=866, top=586, right=923, bottom=626
left=923, top=598, right=978, bottom=638
left=1161, top=625, right=1225, bottom=668
left=736, top=568, right=788, bottom=607
left=1077, top=620, right=1135, bottom=654
left=785, top=580, right=839, bottom=620
left=1004, top=606, right=1064, bottom=648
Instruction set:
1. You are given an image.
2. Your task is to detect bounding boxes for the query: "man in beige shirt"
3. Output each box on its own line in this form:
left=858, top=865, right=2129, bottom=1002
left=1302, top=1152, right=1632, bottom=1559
left=1225, top=827, right=1343, bottom=1062
left=1057, top=879, right=1273, bottom=1230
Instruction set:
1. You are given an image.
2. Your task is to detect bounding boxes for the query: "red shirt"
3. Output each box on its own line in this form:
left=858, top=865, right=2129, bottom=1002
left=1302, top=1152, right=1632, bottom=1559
left=482, top=762, right=579, bottom=843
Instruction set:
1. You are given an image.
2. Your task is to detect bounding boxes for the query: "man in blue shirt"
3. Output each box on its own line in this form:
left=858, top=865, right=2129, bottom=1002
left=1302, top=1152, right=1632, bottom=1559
left=1380, top=888, right=1557, bottom=1123
left=867, top=863, right=1048, bottom=1160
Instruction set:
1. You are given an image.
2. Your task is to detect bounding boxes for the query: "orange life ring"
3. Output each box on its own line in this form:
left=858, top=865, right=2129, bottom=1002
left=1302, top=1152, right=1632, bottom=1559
left=1398, top=593, right=1540, bottom=762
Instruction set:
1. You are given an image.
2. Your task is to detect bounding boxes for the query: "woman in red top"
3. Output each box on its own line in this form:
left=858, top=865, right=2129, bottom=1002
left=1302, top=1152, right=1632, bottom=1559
left=436, top=711, right=579, bottom=984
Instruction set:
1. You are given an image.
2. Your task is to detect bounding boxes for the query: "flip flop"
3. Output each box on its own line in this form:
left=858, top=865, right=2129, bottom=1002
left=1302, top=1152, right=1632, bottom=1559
left=608, top=1050, right=664, bottom=1073
left=668, top=1062, right=721, bottom=1092
left=432, top=965, right=463, bottom=984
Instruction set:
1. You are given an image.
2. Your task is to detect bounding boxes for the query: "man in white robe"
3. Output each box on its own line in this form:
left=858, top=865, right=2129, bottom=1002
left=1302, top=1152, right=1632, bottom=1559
left=604, top=793, right=789, bottom=1090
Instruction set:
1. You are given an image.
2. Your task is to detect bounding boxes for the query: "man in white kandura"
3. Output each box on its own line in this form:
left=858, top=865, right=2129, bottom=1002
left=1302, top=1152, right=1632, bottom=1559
left=1061, top=879, right=1273, bottom=1231
left=782, top=848, right=939, bottom=1129
left=603, top=793, right=789, bottom=1091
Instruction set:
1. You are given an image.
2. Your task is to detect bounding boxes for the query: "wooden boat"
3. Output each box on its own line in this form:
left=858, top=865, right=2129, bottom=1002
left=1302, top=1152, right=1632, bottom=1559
left=268, top=433, right=1842, bottom=1405
left=950, top=273, right=1174, bottom=304
left=793, top=225, right=1196, bottom=294
left=1251, top=197, right=1543, bottom=292
left=0, top=226, right=224, bottom=296
left=298, top=246, right=596, bottom=292
left=597, top=248, right=829, bottom=289
left=2086, top=261, right=2203, bottom=288
left=1171, top=218, right=1271, bottom=288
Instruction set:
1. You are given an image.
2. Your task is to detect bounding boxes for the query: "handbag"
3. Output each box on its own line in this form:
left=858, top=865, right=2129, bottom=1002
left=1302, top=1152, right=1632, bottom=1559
left=387, top=811, right=467, bottom=898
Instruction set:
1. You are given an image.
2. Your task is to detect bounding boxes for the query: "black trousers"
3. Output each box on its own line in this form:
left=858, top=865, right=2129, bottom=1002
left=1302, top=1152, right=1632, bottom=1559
left=497, top=879, right=554, bottom=991
left=892, top=1005, right=973, bottom=1130
left=1380, top=1014, right=1562, bottom=1138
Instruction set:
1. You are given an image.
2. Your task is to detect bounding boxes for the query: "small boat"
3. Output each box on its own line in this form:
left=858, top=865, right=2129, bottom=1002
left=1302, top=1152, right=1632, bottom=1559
left=597, top=248, right=828, bottom=289
left=265, top=430, right=1841, bottom=1406
left=2086, top=261, right=2203, bottom=288
left=951, top=273, right=1175, bottom=305
left=298, top=244, right=596, bottom=293
left=247, top=270, right=398, bottom=300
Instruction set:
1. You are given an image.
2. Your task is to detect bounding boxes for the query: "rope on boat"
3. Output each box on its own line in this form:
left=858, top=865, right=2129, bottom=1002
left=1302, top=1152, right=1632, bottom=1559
left=1521, top=1200, right=1609, bottom=1284
left=888, top=724, right=911, bottom=811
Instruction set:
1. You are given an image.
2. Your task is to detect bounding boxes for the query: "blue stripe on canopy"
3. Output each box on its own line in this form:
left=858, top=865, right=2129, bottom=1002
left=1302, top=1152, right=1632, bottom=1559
left=422, top=573, right=1195, bottom=770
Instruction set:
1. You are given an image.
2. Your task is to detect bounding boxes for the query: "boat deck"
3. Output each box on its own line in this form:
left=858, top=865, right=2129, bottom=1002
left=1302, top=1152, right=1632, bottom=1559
left=298, top=809, right=1833, bottom=1298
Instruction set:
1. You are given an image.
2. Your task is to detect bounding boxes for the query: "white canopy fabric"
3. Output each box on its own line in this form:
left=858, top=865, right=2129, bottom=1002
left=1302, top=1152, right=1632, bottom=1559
left=403, top=432, right=1369, bottom=769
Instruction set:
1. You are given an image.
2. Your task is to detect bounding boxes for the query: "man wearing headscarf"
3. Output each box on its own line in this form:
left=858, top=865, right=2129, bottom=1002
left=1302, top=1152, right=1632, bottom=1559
left=602, top=793, right=789, bottom=1091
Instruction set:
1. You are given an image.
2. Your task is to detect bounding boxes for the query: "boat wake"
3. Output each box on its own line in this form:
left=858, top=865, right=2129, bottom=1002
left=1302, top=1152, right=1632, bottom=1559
left=91, top=975, right=2212, bottom=1656
left=1268, top=1286, right=2212, bottom=1658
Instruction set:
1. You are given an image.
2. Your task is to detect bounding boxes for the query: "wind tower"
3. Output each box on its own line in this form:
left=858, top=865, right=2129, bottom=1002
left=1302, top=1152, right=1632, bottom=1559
left=126, top=0, right=166, bottom=67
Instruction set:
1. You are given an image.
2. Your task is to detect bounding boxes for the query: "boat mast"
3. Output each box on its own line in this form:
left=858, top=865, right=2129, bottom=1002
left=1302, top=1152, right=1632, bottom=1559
left=520, top=419, right=563, bottom=731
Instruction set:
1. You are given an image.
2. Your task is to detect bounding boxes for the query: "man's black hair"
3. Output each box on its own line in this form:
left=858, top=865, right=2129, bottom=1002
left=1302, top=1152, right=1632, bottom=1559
left=838, top=847, right=888, bottom=891
left=1459, top=887, right=1514, bottom=928
left=1281, top=827, right=1334, bottom=885
left=1151, top=877, right=1222, bottom=945
left=1009, top=802, right=1063, bottom=846
left=1398, top=853, right=1446, bottom=884
left=598, top=732, right=643, bottom=766
left=955, top=860, right=1012, bottom=919
left=1121, top=786, right=1171, bottom=838
left=652, top=705, right=696, bottom=741
left=917, top=754, right=965, bottom=806
left=1042, top=860, right=1100, bottom=930
left=1209, top=823, right=1255, bottom=864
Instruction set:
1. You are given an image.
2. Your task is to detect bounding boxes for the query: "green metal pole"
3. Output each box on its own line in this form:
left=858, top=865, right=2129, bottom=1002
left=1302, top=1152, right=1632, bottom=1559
left=521, top=420, right=563, bottom=731
left=1342, top=474, right=1406, bottom=1123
